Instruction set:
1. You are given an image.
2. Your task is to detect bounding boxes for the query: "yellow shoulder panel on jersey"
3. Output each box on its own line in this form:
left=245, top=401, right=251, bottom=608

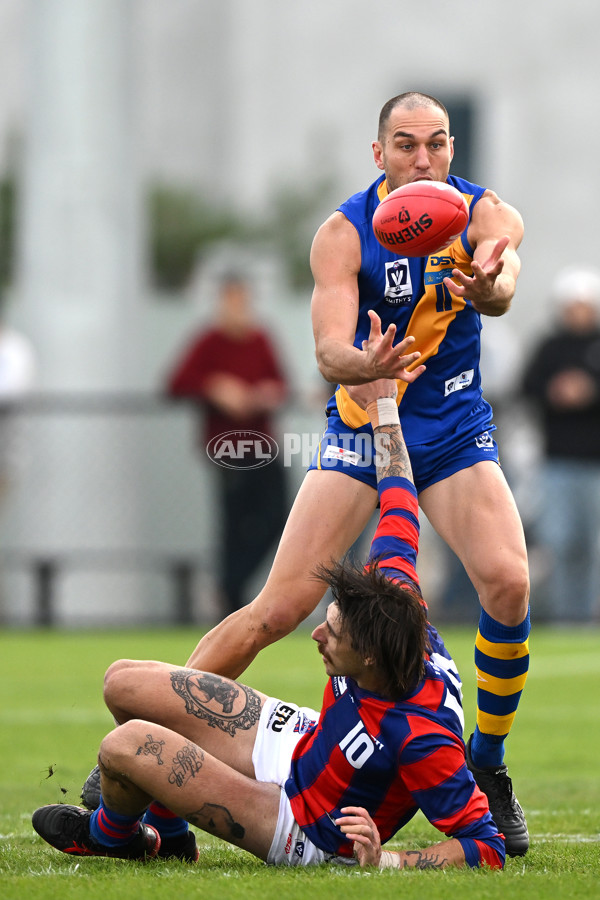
left=336, top=189, right=475, bottom=430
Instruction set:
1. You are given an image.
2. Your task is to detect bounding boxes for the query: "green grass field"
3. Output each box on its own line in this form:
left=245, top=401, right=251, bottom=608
left=1, top=624, right=599, bottom=899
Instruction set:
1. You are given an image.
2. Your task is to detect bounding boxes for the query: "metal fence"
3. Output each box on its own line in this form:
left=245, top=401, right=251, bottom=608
left=0, top=391, right=548, bottom=629
left=0, top=393, right=307, bottom=628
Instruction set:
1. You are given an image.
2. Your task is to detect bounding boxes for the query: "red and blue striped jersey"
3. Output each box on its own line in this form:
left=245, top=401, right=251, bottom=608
left=284, top=475, right=504, bottom=869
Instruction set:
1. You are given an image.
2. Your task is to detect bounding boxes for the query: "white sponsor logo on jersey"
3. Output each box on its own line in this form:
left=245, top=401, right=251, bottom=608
left=322, top=445, right=361, bottom=466
left=475, top=431, right=495, bottom=450
left=444, top=369, right=474, bottom=396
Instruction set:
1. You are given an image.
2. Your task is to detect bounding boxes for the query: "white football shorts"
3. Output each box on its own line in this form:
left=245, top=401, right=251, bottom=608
left=253, top=696, right=335, bottom=866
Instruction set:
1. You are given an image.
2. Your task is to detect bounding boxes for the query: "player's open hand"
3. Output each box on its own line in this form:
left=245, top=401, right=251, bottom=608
left=364, top=310, right=426, bottom=383
left=443, top=235, right=509, bottom=305
left=335, top=806, right=382, bottom=867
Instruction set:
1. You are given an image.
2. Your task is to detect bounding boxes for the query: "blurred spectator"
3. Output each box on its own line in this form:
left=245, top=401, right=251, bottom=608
left=0, top=320, right=36, bottom=500
left=165, top=274, right=289, bottom=619
left=522, top=266, right=600, bottom=623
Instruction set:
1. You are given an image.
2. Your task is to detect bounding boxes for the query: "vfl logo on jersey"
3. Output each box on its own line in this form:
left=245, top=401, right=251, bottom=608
left=475, top=431, right=495, bottom=450
left=444, top=369, right=474, bottom=396
left=384, top=259, right=412, bottom=304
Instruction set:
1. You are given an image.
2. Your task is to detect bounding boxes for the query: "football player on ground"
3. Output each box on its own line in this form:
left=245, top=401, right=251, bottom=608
left=33, top=377, right=504, bottom=870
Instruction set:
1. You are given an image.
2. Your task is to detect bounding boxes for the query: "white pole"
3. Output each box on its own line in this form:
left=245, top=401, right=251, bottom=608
left=13, top=0, right=146, bottom=624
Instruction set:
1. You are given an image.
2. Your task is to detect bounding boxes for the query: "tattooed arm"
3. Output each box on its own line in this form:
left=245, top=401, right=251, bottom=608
left=372, top=423, right=412, bottom=484
left=335, top=806, right=466, bottom=869
left=343, top=379, right=413, bottom=483
left=344, top=377, right=421, bottom=590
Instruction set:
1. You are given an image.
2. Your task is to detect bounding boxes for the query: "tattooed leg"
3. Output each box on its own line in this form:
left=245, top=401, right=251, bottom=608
left=188, top=803, right=245, bottom=842
left=97, top=718, right=281, bottom=860
left=169, top=670, right=262, bottom=736
left=103, top=661, right=267, bottom=777
left=97, top=746, right=154, bottom=818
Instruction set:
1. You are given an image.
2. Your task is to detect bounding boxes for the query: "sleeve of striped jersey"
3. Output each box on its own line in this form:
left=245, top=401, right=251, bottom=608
left=400, top=730, right=505, bottom=868
left=367, top=475, right=420, bottom=586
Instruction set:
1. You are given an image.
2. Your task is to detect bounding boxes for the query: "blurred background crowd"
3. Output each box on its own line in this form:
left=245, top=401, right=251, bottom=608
left=0, top=0, right=599, bottom=627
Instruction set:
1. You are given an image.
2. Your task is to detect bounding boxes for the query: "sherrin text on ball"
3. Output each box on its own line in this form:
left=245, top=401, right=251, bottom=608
left=372, top=181, right=469, bottom=257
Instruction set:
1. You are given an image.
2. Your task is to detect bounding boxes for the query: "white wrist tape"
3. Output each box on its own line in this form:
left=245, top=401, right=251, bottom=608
left=366, top=397, right=400, bottom=428
left=379, top=849, right=400, bottom=869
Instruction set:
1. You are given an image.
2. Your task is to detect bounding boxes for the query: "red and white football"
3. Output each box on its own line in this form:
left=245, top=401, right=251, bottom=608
left=372, top=181, right=469, bottom=257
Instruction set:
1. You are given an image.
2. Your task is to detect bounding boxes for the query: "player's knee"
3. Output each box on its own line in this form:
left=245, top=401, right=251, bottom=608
left=504, top=564, right=530, bottom=610
left=98, top=726, right=122, bottom=770
left=480, top=565, right=530, bottom=625
left=99, top=720, right=143, bottom=770
left=103, top=659, right=147, bottom=712
left=104, top=658, right=130, bottom=683
left=104, top=659, right=132, bottom=698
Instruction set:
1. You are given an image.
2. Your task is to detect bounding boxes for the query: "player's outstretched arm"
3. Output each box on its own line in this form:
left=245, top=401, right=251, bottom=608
left=443, top=190, right=524, bottom=317
left=342, top=375, right=398, bottom=408
left=311, top=213, right=425, bottom=384
left=344, top=377, right=414, bottom=484
left=335, top=807, right=466, bottom=869
left=361, top=311, right=426, bottom=385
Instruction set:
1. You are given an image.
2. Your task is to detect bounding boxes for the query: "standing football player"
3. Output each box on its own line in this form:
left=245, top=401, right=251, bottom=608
left=187, top=91, right=529, bottom=856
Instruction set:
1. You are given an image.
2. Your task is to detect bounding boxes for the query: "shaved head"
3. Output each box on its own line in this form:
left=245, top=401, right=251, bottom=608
left=378, top=92, right=449, bottom=141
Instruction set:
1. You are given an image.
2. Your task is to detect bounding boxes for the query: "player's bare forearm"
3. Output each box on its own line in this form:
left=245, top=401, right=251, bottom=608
left=470, top=267, right=519, bottom=317
left=316, top=337, right=423, bottom=385
left=316, top=336, right=378, bottom=385
left=316, top=311, right=425, bottom=385
left=186, top=613, right=260, bottom=679
left=336, top=808, right=467, bottom=869
left=377, top=839, right=466, bottom=870
left=345, top=379, right=414, bottom=483
left=444, top=243, right=521, bottom=317
left=372, top=425, right=413, bottom=483
left=448, top=187, right=523, bottom=316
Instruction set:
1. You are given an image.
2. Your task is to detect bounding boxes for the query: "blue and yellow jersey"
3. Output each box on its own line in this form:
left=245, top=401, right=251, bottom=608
left=329, top=174, right=492, bottom=446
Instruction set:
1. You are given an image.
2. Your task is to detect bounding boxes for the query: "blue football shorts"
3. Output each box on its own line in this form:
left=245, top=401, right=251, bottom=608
left=308, top=407, right=499, bottom=494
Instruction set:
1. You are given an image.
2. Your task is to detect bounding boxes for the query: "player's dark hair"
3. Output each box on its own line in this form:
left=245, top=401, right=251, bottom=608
left=315, top=557, right=428, bottom=699
left=378, top=91, right=449, bottom=141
